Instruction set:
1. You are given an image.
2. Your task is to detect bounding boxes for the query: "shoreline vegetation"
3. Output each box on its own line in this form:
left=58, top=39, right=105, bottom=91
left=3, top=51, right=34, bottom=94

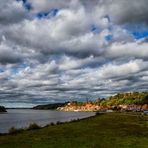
left=1, top=113, right=96, bottom=135
left=0, top=113, right=148, bottom=148
left=0, top=106, right=7, bottom=112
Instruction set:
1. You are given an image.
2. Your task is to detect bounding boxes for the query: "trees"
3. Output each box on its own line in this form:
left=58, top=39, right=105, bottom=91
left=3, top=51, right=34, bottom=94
left=0, top=106, right=7, bottom=112
left=97, top=98, right=107, bottom=106
left=96, top=92, right=148, bottom=106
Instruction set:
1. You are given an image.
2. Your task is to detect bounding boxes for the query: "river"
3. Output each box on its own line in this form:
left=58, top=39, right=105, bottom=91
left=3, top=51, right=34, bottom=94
left=0, top=109, right=95, bottom=133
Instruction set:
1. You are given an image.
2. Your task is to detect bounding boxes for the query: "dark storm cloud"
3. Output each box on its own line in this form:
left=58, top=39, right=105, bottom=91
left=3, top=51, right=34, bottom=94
left=0, top=0, right=29, bottom=25
left=107, top=0, right=148, bottom=25
left=0, top=51, right=22, bottom=64
left=0, top=42, right=22, bottom=64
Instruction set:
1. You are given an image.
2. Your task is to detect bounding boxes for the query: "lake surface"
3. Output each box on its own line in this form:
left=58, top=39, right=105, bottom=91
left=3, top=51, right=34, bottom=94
left=0, top=109, right=95, bottom=133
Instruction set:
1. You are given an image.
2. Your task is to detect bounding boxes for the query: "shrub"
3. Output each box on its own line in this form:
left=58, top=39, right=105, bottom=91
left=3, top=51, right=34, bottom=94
left=95, top=112, right=100, bottom=116
left=56, top=121, right=63, bottom=125
left=27, top=123, right=41, bottom=130
left=70, top=119, right=77, bottom=122
left=50, top=122, right=55, bottom=126
left=9, top=127, right=24, bottom=134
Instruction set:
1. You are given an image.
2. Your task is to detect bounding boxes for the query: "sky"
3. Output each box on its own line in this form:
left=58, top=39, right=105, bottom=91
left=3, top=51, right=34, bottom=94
left=0, top=0, right=148, bottom=108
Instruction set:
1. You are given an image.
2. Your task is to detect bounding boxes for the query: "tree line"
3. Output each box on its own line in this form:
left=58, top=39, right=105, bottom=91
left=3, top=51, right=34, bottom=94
left=95, top=92, right=148, bottom=106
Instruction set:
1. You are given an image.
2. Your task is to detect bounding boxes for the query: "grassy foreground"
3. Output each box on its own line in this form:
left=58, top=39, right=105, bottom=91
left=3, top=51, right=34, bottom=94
left=0, top=113, right=148, bottom=148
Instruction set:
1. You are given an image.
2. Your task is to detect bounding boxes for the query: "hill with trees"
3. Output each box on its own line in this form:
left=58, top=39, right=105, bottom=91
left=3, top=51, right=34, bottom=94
left=33, top=102, right=68, bottom=110
left=96, top=92, right=148, bottom=106
left=33, top=92, right=148, bottom=111
left=0, top=106, right=7, bottom=112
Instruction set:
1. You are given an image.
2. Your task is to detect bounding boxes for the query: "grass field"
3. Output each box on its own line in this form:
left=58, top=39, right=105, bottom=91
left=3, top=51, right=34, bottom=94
left=0, top=113, right=148, bottom=148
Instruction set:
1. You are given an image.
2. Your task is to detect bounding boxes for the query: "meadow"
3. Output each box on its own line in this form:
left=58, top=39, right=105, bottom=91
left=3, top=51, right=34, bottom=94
left=0, top=113, right=148, bottom=148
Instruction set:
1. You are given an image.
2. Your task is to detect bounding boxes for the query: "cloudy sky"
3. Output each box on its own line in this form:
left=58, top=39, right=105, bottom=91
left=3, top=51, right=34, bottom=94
left=0, top=0, right=148, bottom=108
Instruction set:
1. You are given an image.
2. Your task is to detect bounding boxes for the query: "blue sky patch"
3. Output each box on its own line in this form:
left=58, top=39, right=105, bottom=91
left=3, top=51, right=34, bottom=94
left=10, top=68, right=18, bottom=75
left=105, top=35, right=113, bottom=41
left=132, top=31, right=148, bottom=39
left=10, top=63, right=29, bottom=75
left=123, top=24, right=148, bottom=39
left=16, top=0, right=32, bottom=11
left=36, top=9, right=59, bottom=19
left=90, top=24, right=99, bottom=33
left=24, top=2, right=32, bottom=11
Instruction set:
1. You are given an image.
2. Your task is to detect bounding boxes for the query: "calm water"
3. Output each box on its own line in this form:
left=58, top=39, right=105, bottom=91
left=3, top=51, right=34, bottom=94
left=0, top=109, right=95, bottom=133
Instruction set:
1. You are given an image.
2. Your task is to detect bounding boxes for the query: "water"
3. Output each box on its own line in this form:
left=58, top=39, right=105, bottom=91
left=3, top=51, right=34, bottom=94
left=0, top=109, right=95, bottom=133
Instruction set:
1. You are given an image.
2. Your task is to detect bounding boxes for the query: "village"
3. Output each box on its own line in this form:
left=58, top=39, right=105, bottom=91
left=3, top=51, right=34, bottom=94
left=57, top=102, right=148, bottom=114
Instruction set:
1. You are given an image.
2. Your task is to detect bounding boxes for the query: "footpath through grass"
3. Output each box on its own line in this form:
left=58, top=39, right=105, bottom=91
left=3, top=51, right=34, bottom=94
left=0, top=113, right=148, bottom=148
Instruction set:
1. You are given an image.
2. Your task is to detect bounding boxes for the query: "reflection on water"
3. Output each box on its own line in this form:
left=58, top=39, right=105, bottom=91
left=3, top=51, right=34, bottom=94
left=0, top=109, right=95, bottom=133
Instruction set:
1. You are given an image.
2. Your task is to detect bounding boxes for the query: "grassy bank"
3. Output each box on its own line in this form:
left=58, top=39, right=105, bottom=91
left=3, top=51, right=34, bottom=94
left=0, top=113, right=148, bottom=148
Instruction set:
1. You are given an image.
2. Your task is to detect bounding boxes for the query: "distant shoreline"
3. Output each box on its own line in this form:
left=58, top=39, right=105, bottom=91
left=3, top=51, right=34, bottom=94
left=6, top=108, right=32, bottom=109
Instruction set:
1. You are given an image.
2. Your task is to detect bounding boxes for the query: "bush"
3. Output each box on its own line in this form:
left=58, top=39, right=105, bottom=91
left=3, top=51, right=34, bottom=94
left=50, top=122, right=55, bottom=126
left=95, top=112, right=100, bottom=116
left=56, top=121, right=63, bottom=125
left=27, top=123, right=41, bottom=130
left=9, top=127, right=24, bottom=134
left=70, top=119, right=77, bottom=122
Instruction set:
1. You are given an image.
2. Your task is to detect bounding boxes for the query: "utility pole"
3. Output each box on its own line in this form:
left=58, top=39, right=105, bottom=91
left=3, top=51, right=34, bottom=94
left=86, top=98, right=89, bottom=103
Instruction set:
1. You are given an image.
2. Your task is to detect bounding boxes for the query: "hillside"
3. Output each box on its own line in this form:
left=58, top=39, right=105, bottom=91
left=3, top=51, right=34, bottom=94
left=0, top=106, right=7, bottom=112
left=58, top=92, right=148, bottom=111
left=32, top=92, right=148, bottom=111
left=33, top=102, right=68, bottom=110
left=96, top=92, right=148, bottom=106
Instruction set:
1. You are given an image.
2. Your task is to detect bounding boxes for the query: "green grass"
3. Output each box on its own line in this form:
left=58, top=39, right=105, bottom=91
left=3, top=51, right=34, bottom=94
left=0, top=113, right=148, bottom=148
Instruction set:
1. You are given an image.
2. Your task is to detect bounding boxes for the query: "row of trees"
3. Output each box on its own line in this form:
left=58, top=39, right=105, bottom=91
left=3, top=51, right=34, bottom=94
left=33, top=102, right=68, bottom=110
left=96, top=92, right=148, bottom=106
left=62, top=92, right=148, bottom=107
left=34, top=92, right=148, bottom=109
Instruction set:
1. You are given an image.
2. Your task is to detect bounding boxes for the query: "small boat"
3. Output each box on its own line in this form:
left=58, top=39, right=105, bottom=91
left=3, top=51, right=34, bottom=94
left=74, top=109, right=79, bottom=112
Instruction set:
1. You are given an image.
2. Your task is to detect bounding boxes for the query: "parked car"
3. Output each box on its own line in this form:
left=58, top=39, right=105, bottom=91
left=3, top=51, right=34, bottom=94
left=143, top=110, right=148, bottom=115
